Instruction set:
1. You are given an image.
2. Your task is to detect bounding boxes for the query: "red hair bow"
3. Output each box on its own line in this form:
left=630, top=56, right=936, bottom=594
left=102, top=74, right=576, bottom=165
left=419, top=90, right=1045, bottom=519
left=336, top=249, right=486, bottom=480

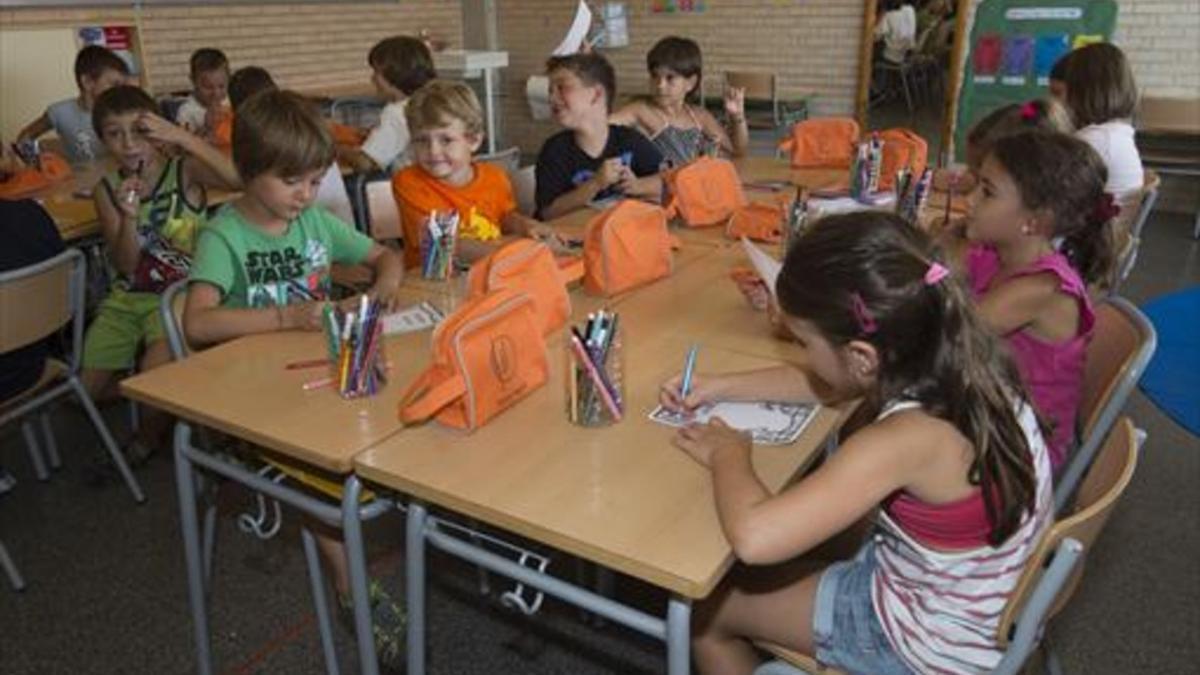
left=1091, top=192, right=1121, bottom=224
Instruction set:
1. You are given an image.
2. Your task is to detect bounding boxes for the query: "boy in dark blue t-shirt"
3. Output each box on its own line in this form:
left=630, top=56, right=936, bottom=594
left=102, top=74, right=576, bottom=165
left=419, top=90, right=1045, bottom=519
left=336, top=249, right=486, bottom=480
left=535, top=53, right=663, bottom=219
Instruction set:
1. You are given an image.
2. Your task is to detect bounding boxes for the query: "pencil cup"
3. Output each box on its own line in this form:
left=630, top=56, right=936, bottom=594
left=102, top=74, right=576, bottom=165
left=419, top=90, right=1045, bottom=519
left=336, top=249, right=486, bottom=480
left=565, top=323, right=624, bottom=428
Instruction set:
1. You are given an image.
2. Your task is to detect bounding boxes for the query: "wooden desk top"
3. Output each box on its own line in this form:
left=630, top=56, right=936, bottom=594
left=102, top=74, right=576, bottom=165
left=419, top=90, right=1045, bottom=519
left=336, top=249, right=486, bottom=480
left=1138, top=97, right=1200, bottom=136
left=732, top=157, right=848, bottom=192
left=120, top=287, right=444, bottom=474
left=354, top=338, right=846, bottom=598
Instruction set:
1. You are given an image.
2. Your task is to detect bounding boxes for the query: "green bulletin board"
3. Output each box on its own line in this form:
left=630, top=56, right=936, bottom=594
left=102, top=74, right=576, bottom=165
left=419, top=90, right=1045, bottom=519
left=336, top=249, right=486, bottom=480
left=954, top=0, right=1117, bottom=160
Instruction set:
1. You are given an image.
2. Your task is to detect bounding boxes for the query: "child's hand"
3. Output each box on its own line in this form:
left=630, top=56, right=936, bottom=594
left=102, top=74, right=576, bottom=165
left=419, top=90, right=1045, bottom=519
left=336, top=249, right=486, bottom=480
left=282, top=301, right=325, bottom=331
left=115, top=176, right=144, bottom=220
left=724, top=87, right=746, bottom=120
left=368, top=283, right=401, bottom=313
left=660, top=372, right=723, bottom=414
left=594, top=158, right=624, bottom=189
left=137, top=112, right=189, bottom=147
left=673, top=417, right=752, bottom=468
left=730, top=268, right=769, bottom=311
left=528, top=223, right=570, bottom=251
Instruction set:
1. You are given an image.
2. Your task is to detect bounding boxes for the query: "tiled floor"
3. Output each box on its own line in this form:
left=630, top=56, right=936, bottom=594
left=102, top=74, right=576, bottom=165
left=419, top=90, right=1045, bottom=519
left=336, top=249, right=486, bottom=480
left=1, top=209, right=1197, bottom=674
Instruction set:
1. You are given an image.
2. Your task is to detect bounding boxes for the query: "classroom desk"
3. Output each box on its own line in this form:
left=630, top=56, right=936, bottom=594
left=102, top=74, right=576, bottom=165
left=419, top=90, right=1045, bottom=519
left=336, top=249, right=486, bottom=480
left=1138, top=97, right=1200, bottom=136
left=119, top=284, right=461, bottom=675
left=732, top=156, right=847, bottom=192
left=354, top=237, right=847, bottom=674
left=355, top=350, right=845, bottom=675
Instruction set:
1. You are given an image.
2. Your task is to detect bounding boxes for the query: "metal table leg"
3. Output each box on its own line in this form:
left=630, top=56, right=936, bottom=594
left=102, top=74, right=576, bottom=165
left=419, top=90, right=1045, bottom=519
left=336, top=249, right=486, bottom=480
left=406, top=502, right=429, bottom=675
left=174, top=423, right=213, bottom=675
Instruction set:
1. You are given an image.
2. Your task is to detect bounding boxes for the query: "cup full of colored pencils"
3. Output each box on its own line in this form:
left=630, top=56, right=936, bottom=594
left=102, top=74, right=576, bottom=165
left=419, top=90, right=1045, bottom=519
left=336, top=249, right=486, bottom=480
left=565, top=310, right=624, bottom=427
left=318, top=295, right=388, bottom=399
left=420, top=210, right=459, bottom=281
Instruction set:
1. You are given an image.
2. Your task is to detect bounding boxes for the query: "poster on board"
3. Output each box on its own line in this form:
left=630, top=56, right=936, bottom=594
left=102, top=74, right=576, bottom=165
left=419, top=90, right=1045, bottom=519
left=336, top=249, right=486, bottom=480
left=953, top=0, right=1117, bottom=160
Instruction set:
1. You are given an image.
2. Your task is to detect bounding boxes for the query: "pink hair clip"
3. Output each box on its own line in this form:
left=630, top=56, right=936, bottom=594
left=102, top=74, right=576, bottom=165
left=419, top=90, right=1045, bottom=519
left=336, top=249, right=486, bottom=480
left=850, top=292, right=878, bottom=335
left=1020, top=101, right=1039, bottom=121
left=924, top=262, right=950, bottom=286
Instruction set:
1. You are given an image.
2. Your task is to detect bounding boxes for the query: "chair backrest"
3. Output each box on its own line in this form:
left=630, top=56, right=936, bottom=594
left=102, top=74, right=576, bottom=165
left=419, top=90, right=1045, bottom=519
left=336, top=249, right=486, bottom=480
left=315, top=163, right=356, bottom=225
left=1055, top=297, right=1155, bottom=512
left=328, top=96, right=383, bottom=130
left=477, top=146, right=521, bottom=175
left=996, top=418, right=1138, bottom=655
left=1111, top=169, right=1161, bottom=291
left=159, top=279, right=191, bottom=361
left=725, top=71, right=776, bottom=102
left=366, top=177, right=402, bottom=242
left=0, top=249, right=85, bottom=368
left=513, top=165, right=537, bottom=217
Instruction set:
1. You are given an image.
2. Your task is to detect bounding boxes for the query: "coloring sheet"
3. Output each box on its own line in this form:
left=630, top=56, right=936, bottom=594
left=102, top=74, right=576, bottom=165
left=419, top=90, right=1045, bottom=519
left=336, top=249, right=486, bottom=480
left=382, top=301, right=444, bottom=335
left=648, top=401, right=820, bottom=446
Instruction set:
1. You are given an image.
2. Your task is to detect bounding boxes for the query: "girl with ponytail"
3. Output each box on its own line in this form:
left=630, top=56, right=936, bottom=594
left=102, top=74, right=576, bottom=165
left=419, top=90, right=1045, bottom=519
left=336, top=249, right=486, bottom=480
left=961, top=130, right=1112, bottom=471
left=661, top=213, right=1052, bottom=675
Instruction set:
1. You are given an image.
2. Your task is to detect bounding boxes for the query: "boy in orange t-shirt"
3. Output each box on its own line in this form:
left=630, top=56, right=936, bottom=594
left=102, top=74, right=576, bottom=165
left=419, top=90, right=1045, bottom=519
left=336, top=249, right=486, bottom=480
left=392, top=79, right=559, bottom=268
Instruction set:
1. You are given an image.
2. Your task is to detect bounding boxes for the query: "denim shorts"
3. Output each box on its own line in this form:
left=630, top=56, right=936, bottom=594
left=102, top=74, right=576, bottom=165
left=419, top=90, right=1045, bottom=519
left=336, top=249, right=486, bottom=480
left=812, top=539, right=912, bottom=675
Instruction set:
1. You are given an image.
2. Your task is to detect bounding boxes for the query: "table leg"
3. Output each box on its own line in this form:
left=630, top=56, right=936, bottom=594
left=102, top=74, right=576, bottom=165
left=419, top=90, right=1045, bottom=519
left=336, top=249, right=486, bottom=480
left=301, top=526, right=342, bottom=675
left=484, top=67, right=497, bottom=154
left=406, top=502, right=429, bottom=675
left=667, top=595, right=692, bottom=675
left=342, top=476, right=379, bottom=675
left=174, top=423, right=213, bottom=675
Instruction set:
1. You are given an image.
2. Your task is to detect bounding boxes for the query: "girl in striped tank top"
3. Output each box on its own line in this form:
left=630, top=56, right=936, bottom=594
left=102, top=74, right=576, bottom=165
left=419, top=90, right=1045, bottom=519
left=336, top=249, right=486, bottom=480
left=659, top=212, right=1052, bottom=674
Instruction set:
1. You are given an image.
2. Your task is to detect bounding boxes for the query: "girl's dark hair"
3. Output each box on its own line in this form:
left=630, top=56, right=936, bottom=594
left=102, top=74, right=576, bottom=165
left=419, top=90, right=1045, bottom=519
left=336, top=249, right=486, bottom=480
left=1048, top=50, right=1073, bottom=83
left=989, top=131, right=1116, bottom=285
left=368, top=36, right=437, bottom=95
left=965, top=98, right=1073, bottom=170
left=776, top=212, right=1037, bottom=545
left=647, top=36, right=703, bottom=105
left=1062, top=42, right=1137, bottom=127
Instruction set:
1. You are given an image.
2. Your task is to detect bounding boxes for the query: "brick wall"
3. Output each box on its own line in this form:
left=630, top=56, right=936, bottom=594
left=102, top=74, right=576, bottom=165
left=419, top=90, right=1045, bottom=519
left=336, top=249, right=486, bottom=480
left=495, top=0, right=865, bottom=156
left=0, top=1, right=462, bottom=94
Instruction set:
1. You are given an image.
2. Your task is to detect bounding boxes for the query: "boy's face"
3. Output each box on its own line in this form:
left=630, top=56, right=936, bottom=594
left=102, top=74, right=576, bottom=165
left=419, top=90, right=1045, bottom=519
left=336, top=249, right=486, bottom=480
left=82, top=68, right=128, bottom=100
left=245, top=168, right=326, bottom=223
left=194, top=68, right=229, bottom=108
left=548, top=69, right=605, bottom=128
left=411, top=118, right=482, bottom=185
left=98, top=110, right=157, bottom=173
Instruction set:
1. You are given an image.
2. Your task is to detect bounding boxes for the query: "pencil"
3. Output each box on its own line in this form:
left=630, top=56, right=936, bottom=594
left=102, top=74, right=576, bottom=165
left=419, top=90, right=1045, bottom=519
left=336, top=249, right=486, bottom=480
left=569, top=333, right=622, bottom=422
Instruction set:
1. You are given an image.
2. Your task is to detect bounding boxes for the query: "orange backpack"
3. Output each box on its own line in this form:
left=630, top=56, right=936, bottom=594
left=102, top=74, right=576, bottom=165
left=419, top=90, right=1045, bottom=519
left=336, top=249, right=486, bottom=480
left=583, top=200, right=674, bottom=296
left=399, top=288, right=548, bottom=432
left=466, top=239, right=572, bottom=337
left=664, top=156, right=748, bottom=227
left=778, top=118, right=860, bottom=169
left=0, top=152, right=72, bottom=200
left=725, top=197, right=788, bottom=243
left=876, top=128, right=929, bottom=191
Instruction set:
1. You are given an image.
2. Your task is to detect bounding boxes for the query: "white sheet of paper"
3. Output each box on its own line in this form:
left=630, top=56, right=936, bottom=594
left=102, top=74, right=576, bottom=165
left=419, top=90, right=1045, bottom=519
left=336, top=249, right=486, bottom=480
left=648, top=401, right=820, bottom=446
left=810, top=194, right=896, bottom=216
left=553, top=0, right=593, bottom=56
left=740, top=237, right=782, bottom=300
left=382, top=301, right=444, bottom=335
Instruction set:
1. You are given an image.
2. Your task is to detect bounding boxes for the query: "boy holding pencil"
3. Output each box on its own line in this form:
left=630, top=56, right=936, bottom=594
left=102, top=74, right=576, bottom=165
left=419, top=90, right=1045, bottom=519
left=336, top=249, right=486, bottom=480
left=184, top=89, right=406, bottom=668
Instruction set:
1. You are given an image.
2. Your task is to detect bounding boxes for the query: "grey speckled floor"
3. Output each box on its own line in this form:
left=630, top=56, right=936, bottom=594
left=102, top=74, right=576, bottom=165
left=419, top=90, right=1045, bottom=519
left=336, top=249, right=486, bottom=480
left=1, top=208, right=1197, bottom=675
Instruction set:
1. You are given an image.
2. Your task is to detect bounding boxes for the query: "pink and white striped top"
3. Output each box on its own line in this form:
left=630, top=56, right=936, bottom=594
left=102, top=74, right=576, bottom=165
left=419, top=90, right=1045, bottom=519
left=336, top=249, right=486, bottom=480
left=871, top=400, right=1053, bottom=674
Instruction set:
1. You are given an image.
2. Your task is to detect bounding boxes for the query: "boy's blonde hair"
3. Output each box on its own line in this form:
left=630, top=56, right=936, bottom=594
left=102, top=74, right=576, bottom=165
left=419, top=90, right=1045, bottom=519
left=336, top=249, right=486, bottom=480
left=232, top=89, right=334, bottom=181
left=404, top=80, right=484, bottom=136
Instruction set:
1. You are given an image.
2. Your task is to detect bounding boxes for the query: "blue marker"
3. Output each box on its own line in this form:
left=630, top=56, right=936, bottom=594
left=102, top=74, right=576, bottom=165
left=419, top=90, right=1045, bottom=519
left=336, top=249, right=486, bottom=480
left=680, top=344, right=699, bottom=399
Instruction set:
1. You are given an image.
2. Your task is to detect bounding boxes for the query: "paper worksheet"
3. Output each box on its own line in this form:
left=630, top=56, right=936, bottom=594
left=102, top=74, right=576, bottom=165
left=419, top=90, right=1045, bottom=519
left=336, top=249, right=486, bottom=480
left=740, top=237, right=782, bottom=300
left=382, top=301, right=444, bottom=335
left=553, top=0, right=593, bottom=56
left=648, top=401, right=820, bottom=446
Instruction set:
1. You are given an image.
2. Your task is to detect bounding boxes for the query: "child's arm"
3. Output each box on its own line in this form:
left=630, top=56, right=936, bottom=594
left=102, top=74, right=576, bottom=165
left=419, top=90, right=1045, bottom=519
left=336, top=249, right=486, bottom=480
left=360, top=243, right=404, bottom=310
left=616, top=170, right=663, bottom=202
left=184, top=282, right=326, bottom=347
left=137, top=112, right=241, bottom=189
left=540, top=158, right=624, bottom=220
left=976, top=274, right=1062, bottom=336
left=16, top=113, right=51, bottom=143
left=694, top=91, right=749, bottom=158
left=93, top=176, right=145, bottom=277
left=660, top=365, right=818, bottom=413
left=675, top=412, right=924, bottom=564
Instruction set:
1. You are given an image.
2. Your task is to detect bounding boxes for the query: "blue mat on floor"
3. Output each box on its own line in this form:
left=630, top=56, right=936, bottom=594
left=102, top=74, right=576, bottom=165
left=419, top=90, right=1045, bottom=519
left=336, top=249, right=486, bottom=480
left=1139, top=286, right=1200, bottom=436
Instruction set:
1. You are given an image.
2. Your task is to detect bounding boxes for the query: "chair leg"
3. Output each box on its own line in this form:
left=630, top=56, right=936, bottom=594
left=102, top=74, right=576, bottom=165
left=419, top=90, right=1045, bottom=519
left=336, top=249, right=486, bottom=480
left=202, top=501, right=218, bottom=590
left=300, top=526, right=342, bottom=675
left=0, top=538, right=25, bottom=591
left=38, top=411, right=61, bottom=470
left=1042, top=638, right=1064, bottom=675
left=20, top=419, right=48, bottom=482
left=899, top=68, right=915, bottom=115
left=68, top=376, right=146, bottom=504
left=128, top=399, right=140, bottom=434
